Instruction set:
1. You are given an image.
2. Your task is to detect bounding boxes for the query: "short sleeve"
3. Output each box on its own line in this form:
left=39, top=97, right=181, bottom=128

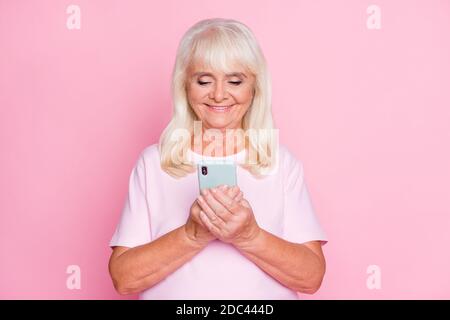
left=109, top=152, right=152, bottom=248
left=282, top=153, right=328, bottom=245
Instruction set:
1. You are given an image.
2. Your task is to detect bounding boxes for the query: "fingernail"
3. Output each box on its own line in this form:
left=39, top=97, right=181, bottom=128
left=220, top=185, right=227, bottom=190
left=201, top=189, right=208, bottom=196
left=211, top=188, right=217, bottom=193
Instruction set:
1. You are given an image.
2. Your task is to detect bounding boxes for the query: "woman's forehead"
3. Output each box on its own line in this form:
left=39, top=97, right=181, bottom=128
left=191, top=71, right=248, bottom=79
left=188, top=60, right=250, bottom=77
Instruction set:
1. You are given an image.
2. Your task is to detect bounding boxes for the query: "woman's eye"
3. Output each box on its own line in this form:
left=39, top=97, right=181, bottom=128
left=197, top=80, right=242, bottom=86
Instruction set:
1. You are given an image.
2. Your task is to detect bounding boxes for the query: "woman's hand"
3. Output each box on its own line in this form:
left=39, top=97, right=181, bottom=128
left=185, top=186, right=243, bottom=247
left=196, top=185, right=261, bottom=248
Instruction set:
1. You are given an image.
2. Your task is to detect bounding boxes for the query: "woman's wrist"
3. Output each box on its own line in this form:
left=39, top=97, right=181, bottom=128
left=232, top=225, right=264, bottom=252
left=182, top=223, right=211, bottom=250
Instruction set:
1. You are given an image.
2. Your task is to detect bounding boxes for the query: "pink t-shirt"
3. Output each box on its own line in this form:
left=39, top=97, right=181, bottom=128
left=109, top=143, right=328, bottom=299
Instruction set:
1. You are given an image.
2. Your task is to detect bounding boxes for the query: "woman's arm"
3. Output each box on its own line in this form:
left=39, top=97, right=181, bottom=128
left=109, top=187, right=243, bottom=295
left=197, top=186, right=326, bottom=294
left=108, top=225, right=206, bottom=295
left=234, top=231, right=325, bottom=294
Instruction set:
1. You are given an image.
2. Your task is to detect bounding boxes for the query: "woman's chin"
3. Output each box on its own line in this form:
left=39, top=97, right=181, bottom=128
left=203, top=119, right=233, bottom=130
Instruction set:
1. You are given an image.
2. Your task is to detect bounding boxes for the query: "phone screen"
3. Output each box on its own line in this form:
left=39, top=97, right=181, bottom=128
left=197, top=162, right=237, bottom=192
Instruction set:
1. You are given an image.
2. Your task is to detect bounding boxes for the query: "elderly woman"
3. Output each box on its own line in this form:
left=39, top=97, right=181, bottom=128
left=108, top=18, right=328, bottom=299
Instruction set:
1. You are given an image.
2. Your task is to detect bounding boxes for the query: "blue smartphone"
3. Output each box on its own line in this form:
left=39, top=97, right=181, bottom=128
left=197, top=162, right=237, bottom=192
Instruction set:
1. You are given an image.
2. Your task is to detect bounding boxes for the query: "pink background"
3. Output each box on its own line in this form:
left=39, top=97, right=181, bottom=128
left=1, top=0, right=449, bottom=299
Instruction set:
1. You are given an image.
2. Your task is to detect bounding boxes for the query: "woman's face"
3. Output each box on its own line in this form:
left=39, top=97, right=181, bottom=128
left=186, top=62, right=256, bottom=131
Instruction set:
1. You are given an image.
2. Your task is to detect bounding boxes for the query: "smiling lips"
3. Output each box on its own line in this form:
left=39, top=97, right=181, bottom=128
left=205, top=103, right=234, bottom=113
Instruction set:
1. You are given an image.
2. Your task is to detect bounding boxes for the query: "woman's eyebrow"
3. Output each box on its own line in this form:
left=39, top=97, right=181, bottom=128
left=193, top=72, right=247, bottom=78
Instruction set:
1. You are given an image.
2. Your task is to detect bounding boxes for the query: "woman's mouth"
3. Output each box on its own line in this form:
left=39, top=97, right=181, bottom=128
left=204, top=103, right=235, bottom=113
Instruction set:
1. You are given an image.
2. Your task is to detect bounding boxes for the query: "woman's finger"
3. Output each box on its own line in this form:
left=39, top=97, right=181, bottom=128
left=199, top=210, right=222, bottom=236
left=197, top=194, right=226, bottom=227
left=201, top=189, right=234, bottom=221
left=209, top=187, right=241, bottom=214
left=235, top=191, right=243, bottom=202
left=216, top=186, right=241, bottom=207
left=221, top=184, right=240, bottom=199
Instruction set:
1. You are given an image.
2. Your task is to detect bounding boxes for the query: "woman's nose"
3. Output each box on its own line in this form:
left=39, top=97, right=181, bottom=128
left=209, top=81, right=227, bottom=102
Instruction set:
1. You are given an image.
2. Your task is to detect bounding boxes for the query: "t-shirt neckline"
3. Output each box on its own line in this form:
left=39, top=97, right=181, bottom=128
left=187, top=147, right=246, bottom=163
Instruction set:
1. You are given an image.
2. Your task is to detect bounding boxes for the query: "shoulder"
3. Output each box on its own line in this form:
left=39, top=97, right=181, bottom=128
left=134, top=143, right=160, bottom=170
left=278, top=144, right=304, bottom=172
left=277, top=144, right=305, bottom=188
left=140, top=143, right=160, bottom=161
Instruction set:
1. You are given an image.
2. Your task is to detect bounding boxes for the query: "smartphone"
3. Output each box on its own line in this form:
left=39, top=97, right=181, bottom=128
left=197, top=162, right=237, bottom=192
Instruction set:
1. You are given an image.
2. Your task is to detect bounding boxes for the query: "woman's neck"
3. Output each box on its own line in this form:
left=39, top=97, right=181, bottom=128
left=191, top=128, right=246, bottom=157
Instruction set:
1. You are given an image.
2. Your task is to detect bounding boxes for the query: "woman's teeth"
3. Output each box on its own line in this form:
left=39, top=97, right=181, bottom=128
left=206, top=104, right=234, bottom=112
